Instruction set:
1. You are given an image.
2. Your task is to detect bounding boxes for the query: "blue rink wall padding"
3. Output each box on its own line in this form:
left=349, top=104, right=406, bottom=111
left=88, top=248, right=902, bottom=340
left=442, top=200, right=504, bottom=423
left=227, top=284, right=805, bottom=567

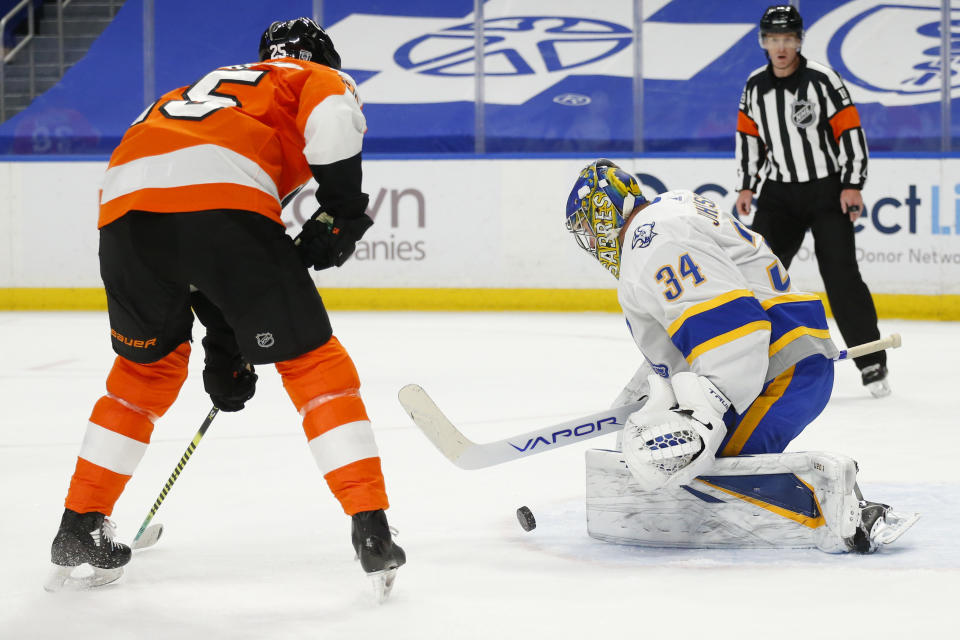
left=0, top=0, right=957, bottom=155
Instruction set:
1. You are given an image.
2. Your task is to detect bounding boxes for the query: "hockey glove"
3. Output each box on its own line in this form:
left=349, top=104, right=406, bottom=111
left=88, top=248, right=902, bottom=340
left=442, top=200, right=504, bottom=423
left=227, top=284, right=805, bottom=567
left=671, top=373, right=731, bottom=432
left=192, top=291, right=257, bottom=412
left=620, top=374, right=731, bottom=491
left=296, top=211, right=373, bottom=271
left=203, top=356, right=258, bottom=412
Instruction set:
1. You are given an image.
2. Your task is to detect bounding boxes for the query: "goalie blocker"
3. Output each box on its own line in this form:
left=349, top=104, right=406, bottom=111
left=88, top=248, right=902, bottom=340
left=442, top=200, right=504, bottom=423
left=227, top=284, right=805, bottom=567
left=585, top=449, right=919, bottom=553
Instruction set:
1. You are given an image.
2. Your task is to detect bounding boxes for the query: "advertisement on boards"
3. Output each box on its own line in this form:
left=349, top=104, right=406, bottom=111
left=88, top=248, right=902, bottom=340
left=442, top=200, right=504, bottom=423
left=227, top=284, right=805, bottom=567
left=1, top=158, right=958, bottom=296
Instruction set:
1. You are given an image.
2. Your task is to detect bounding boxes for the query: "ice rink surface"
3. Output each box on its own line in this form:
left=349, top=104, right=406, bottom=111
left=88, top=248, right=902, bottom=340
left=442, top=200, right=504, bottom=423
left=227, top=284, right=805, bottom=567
left=1, top=311, right=956, bottom=639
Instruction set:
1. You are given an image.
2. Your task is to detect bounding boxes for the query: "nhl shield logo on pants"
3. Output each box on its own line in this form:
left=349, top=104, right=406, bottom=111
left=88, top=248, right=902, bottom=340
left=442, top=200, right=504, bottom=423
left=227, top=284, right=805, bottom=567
left=256, top=332, right=275, bottom=348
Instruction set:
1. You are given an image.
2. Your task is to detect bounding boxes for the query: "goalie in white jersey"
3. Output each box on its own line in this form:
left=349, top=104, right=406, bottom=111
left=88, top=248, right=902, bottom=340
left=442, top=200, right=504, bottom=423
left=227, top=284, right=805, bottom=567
left=564, top=159, right=917, bottom=553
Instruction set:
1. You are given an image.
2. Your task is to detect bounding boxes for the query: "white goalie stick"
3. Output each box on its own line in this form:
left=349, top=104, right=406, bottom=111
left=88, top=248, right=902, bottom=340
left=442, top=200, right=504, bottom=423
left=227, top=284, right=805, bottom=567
left=399, top=334, right=902, bottom=470
left=398, top=384, right=644, bottom=470
left=835, top=332, right=900, bottom=361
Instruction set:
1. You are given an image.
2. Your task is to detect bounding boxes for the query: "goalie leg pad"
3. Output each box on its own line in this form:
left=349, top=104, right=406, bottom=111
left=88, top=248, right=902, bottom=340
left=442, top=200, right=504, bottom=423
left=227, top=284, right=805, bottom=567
left=586, top=449, right=862, bottom=552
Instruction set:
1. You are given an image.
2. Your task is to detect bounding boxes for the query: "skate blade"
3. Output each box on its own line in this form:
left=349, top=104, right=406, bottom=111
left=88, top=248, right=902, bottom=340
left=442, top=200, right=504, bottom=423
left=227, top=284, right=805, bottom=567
left=867, top=379, right=891, bottom=398
left=875, top=511, right=920, bottom=546
left=133, top=523, right=164, bottom=551
left=368, top=567, right=399, bottom=604
left=44, top=564, right=123, bottom=592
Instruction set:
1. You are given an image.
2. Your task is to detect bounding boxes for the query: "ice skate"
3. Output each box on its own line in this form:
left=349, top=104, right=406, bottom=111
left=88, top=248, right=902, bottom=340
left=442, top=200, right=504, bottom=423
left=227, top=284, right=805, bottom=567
left=846, top=499, right=919, bottom=553
left=44, top=509, right=131, bottom=592
left=861, top=364, right=891, bottom=398
left=351, top=509, right=406, bottom=603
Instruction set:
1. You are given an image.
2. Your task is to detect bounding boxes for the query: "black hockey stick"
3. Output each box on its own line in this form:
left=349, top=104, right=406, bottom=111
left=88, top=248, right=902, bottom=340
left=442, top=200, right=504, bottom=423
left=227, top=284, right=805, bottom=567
left=131, top=406, right=219, bottom=549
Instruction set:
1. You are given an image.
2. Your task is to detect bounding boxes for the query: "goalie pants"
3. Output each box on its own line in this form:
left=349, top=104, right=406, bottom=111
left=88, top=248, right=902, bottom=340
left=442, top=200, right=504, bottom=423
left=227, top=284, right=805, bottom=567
left=718, top=353, right=834, bottom=456
left=63, top=210, right=389, bottom=517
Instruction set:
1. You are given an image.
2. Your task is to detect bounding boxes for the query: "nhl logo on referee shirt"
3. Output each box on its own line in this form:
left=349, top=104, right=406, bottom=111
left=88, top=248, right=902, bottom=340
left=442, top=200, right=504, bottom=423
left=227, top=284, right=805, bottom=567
left=791, top=100, right=817, bottom=128
left=255, top=332, right=275, bottom=348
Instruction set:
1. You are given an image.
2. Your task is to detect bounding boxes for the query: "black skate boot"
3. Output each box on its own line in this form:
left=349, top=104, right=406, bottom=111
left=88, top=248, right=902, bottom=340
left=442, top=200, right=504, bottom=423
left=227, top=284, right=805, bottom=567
left=351, top=509, right=406, bottom=602
left=848, top=501, right=890, bottom=553
left=846, top=499, right=920, bottom=554
left=45, top=509, right=131, bottom=591
left=861, top=364, right=890, bottom=398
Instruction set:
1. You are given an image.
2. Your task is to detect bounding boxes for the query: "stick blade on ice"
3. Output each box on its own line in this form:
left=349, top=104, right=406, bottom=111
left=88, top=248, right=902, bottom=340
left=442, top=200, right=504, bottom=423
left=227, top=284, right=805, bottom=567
left=132, top=523, right=163, bottom=551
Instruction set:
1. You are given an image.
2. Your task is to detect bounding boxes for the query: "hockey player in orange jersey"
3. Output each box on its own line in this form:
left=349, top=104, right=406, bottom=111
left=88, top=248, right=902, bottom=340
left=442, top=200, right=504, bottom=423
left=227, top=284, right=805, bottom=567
left=46, top=17, right=405, bottom=598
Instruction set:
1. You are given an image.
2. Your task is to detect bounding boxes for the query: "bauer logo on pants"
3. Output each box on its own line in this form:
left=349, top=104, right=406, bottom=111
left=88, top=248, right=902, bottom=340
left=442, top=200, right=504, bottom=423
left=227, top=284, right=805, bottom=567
left=110, top=328, right=157, bottom=349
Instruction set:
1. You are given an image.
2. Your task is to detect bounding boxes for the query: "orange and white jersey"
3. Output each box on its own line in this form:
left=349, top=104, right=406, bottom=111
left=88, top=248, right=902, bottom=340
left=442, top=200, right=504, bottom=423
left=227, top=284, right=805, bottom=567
left=98, top=59, right=366, bottom=228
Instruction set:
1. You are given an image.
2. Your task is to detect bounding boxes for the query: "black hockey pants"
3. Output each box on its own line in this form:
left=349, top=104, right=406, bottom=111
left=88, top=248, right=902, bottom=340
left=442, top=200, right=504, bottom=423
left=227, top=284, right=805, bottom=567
left=750, top=174, right=885, bottom=371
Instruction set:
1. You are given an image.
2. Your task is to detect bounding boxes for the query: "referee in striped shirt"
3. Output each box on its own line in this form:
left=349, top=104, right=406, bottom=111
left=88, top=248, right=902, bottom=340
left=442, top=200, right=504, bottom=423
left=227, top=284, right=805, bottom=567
left=735, top=5, right=889, bottom=398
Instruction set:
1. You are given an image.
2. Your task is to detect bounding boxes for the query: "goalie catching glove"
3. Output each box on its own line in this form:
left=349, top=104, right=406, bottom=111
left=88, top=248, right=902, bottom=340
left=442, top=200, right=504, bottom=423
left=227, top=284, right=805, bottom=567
left=297, top=211, right=373, bottom=271
left=622, top=372, right=731, bottom=491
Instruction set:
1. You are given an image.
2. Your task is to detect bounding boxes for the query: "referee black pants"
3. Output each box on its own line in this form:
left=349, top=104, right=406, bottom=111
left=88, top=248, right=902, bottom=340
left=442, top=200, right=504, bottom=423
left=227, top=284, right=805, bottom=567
left=751, top=174, right=884, bottom=371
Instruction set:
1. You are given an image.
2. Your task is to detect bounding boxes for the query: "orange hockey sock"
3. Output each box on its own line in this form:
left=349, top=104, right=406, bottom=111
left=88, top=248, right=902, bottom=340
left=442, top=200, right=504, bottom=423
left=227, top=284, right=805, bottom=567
left=276, top=337, right=388, bottom=515
left=64, top=342, right=190, bottom=515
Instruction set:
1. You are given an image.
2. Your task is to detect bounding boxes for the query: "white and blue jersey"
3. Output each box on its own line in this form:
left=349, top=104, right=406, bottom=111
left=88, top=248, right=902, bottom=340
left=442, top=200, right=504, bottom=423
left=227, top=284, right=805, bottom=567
left=618, top=190, right=838, bottom=454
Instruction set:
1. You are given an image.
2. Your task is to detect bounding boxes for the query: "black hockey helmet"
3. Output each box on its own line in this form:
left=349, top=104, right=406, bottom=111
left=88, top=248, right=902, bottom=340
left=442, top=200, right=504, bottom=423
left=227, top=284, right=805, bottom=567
left=258, top=17, right=341, bottom=68
left=759, top=5, right=803, bottom=38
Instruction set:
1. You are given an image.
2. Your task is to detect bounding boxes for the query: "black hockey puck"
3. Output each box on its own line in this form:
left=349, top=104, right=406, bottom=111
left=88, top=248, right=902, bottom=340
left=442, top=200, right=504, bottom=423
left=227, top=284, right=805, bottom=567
left=516, top=506, right=536, bottom=532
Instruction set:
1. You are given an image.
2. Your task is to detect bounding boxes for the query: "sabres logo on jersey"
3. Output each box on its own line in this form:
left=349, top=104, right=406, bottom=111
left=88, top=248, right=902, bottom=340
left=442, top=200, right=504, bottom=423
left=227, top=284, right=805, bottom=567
left=632, top=221, right=658, bottom=249
left=644, top=356, right=669, bottom=378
